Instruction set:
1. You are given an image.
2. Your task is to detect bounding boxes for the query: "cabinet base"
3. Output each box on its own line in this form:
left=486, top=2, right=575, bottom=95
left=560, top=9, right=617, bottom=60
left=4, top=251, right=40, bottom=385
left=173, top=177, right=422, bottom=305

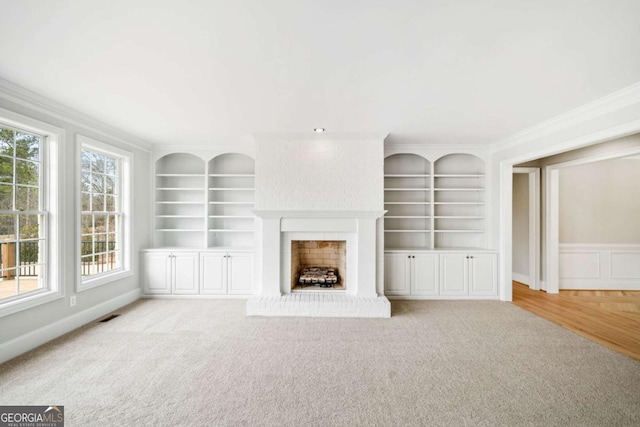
left=246, top=294, right=391, bottom=318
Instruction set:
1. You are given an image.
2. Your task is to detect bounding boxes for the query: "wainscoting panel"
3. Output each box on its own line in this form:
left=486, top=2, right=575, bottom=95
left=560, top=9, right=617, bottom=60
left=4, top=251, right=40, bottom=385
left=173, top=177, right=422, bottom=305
left=559, top=244, right=640, bottom=290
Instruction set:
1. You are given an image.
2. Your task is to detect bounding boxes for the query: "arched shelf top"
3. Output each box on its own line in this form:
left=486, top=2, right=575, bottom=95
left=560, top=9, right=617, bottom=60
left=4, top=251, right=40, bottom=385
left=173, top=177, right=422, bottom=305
left=209, top=153, right=255, bottom=175
left=384, top=153, right=431, bottom=175
left=434, top=153, right=485, bottom=175
left=156, top=153, right=206, bottom=175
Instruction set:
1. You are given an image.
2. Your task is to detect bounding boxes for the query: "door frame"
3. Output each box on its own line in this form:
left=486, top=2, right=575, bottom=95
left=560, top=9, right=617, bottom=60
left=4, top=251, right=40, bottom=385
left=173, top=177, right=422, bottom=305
left=512, top=167, right=540, bottom=290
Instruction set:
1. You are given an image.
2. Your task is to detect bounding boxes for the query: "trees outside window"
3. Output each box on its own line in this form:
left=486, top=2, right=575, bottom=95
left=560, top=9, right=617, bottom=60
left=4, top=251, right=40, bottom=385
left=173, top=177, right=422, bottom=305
left=0, top=125, right=46, bottom=301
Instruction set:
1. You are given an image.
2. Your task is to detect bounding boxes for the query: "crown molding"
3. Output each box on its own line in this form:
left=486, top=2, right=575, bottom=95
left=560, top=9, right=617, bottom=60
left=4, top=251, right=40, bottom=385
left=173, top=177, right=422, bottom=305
left=490, top=81, right=640, bottom=153
left=252, top=132, right=389, bottom=142
left=0, top=77, right=152, bottom=152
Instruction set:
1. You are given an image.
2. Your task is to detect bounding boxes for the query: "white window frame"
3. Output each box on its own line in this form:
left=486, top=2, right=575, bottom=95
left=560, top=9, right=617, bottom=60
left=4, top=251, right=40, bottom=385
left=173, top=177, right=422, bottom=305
left=0, top=107, right=63, bottom=318
left=77, top=135, right=133, bottom=291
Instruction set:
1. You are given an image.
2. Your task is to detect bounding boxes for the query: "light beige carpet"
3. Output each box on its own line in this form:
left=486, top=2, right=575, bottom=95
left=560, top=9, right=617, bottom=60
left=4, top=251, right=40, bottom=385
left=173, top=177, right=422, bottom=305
left=1, top=299, right=639, bottom=426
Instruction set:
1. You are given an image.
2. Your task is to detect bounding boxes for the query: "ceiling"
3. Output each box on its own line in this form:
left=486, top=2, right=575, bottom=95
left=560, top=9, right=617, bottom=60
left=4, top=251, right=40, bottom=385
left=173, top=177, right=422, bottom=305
left=1, top=0, right=639, bottom=146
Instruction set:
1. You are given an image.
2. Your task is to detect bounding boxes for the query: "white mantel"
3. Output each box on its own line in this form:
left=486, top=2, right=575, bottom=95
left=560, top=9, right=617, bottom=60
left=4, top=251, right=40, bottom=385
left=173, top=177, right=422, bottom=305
left=248, top=210, right=390, bottom=318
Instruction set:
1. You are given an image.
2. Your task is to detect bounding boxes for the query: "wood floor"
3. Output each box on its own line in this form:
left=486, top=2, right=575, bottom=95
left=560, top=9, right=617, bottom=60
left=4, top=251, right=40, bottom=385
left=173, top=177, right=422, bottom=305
left=512, top=281, right=640, bottom=361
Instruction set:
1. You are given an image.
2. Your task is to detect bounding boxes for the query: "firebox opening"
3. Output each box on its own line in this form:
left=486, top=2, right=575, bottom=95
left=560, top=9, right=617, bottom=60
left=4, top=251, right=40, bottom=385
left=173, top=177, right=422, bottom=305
left=291, top=240, right=346, bottom=291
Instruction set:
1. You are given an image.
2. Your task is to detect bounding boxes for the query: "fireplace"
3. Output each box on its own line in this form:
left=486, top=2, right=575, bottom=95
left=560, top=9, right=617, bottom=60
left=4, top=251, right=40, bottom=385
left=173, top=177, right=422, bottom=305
left=248, top=210, right=390, bottom=317
left=291, top=240, right=346, bottom=291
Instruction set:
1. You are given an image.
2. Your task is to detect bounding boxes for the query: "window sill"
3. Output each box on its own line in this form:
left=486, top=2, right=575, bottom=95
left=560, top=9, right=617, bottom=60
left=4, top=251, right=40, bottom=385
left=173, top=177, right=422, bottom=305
left=78, top=269, right=134, bottom=292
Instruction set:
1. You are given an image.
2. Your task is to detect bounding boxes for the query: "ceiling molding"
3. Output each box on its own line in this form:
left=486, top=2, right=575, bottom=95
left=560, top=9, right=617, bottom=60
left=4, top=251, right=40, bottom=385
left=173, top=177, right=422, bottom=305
left=0, top=78, right=153, bottom=152
left=490, top=81, right=640, bottom=153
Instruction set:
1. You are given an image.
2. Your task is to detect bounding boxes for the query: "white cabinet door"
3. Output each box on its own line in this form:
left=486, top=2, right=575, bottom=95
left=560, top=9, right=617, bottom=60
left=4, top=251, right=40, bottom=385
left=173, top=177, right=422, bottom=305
left=200, top=253, right=227, bottom=294
left=228, top=253, right=254, bottom=295
left=384, top=253, right=411, bottom=295
left=172, top=252, right=199, bottom=294
left=143, top=252, right=171, bottom=294
left=440, top=253, right=468, bottom=296
left=412, top=253, right=439, bottom=296
left=469, top=253, right=497, bottom=296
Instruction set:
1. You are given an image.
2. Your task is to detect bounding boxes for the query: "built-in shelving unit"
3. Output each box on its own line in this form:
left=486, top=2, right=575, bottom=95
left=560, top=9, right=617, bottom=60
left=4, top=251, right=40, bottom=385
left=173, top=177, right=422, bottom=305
left=155, top=153, right=206, bottom=248
left=384, top=152, right=486, bottom=250
left=384, top=154, right=432, bottom=249
left=153, top=152, right=255, bottom=249
left=433, top=154, right=486, bottom=249
left=207, top=153, right=255, bottom=248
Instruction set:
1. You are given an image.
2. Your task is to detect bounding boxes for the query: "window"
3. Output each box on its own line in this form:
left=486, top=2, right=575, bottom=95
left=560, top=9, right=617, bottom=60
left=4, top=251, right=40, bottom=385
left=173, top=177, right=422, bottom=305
left=0, top=125, right=46, bottom=303
left=78, top=136, right=131, bottom=289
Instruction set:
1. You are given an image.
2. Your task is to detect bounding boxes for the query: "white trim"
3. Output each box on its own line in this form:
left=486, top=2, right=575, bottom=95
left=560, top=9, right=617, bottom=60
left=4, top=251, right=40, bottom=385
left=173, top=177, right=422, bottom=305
left=0, top=288, right=140, bottom=364
left=491, top=82, right=640, bottom=152
left=76, top=134, right=134, bottom=292
left=513, top=167, right=541, bottom=290
left=0, top=78, right=152, bottom=152
left=543, top=145, right=640, bottom=294
left=512, top=272, right=530, bottom=285
left=0, top=108, right=65, bottom=317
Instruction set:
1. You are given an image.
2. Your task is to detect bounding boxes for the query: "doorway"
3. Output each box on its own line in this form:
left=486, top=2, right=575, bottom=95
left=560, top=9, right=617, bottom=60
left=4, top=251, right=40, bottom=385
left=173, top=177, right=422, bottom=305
left=512, top=168, right=540, bottom=290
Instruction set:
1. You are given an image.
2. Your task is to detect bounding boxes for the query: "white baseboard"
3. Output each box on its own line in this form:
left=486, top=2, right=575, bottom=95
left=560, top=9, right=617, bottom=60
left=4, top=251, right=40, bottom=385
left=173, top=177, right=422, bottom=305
left=0, top=288, right=141, bottom=364
left=385, top=295, right=499, bottom=300
left=512, top=273, right=531, bottom=286
left=141, top=294, right=250, bottom=300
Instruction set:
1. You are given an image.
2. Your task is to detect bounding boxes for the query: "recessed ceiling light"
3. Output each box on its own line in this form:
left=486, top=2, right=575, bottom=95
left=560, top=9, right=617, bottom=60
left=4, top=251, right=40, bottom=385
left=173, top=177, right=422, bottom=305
left=314, top=128, right=325, bottom=133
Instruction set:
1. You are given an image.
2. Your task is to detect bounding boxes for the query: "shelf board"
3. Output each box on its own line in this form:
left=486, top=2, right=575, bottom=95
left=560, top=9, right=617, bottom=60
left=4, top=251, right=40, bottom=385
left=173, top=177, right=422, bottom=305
left=433, top=174, right=485, bottom=178
left=208, top=201, right=255, bottom=205
left=156, top=215, right=203, bottom=218
left=384, top=188, right=430, bottom=191
left=384, top=216, right=431, bottom=218
left=156, top=173, right=205, bottom=177
left=434, top=188, right=484, bottom=191
left=433, top=216, right=485, bottom=219
left=434, top=230, right=485, bottom=233
left=208, top=229, right=254, bottom=232
left=208, top=174, right=255, bottom=177
left=384, top=230, right=431, bottom=234
left=209, top=188, right=255, bottom=191
left=156, top=229, right=204, bottom=232
left=433, top=202, right=485, bottom=205
left=384, top=202, right=430, bottom=205
left=157, top=187, right=204, bottom=191
left=156, top=201, right=205, bottom=205
left=384, top=174, right=430, bottom=177
left=208, top=215, right=254, bottom=218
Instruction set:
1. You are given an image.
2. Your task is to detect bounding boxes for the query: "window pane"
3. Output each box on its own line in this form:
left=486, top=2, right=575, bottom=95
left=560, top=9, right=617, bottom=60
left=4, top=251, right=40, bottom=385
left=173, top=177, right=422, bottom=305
left=107, top=215, right=117, bottom=233
left=14, top=133, right=40, bottom=161
left=0, top=128, right=14, bottom=154
left=18, top=240, right=41, bottom=265
left=81, top=255, right=94, bottom=277
left=81, top=214, right=93, bottom=232
left=91, top=194, right=105, bottom=211
left=0, top=184, right=13, bottom=210
left=16, top=186, right=39, bottom=211
left=0, top=268, right=18, bottom=300
left=0, top=155, right=13, bottom=183
left=106, top=158, right=117, bottom=176
left=81, top=192, right=91, bottom=211
left=0, top=214, right=16, bottom=238
left=15, top=159, right=39, bottom=186
left=17, top=264, right=44, bottom=294
left=93, top=215, right=106, bottom=233
left=0, top=241, right=16, bottom=271
left=80, top=170, right=91, bottom=192
left=19, top=214, right=40, bottom=239
left=105, top=195, right=116, bottom=211
left=107, top=233, right=117, bottom=250
left=91, top=173, right=104, bottom=194
left=105, top=175, right=116, bottom=195
left=91, top=153, right=106, bottom=174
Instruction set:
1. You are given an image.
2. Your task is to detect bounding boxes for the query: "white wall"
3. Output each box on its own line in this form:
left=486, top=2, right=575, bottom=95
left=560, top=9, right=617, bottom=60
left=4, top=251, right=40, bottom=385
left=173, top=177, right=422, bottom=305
left=0, top=80, right=152, bottom=355
left=512, top=173, right=529, bottom=277
left=559, top=158, right=640, bottom=243
left=255, top=135, right=383, bottom=211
